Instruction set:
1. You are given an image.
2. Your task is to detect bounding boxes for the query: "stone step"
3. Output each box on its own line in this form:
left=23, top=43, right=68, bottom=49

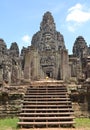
left=27, top=88, right=67, bottom=90
left=18, top=121, right=75, bottom=127
left=25, top=94, right=67, bottom=97
left=27, top=86, right=66, bottom=88
left=18, top=82, right=74, bottom=128
left=19, top=116, right=75, bottom=120
left=29, top=84, right=65, bottom=87
left=23, top=97, right=70, bottom=101
left=23, top=100, right=71, bottom=103
left=27, top=87, right=67, bottom=90
left=24, top=94, right=68, bottom=98
left=27, top=90, right=67, bottom=94
left=19, top=112, right=74, bottom=116
left=22, top=104, right=72, bottom=108
left=21, top=108, right=73, bottom=112
left=26, top=92, right=67, bottom=95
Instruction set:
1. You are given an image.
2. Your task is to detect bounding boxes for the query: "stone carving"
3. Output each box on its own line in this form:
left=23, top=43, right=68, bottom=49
left=70, top=36, right=90, bottom=80
left=73, top=36, right=88, bottom=58
left=0, top=39, right=22, bottom=85
left=10, top=42, right=19, bottom=57
left=31, top=11, right=66, bottom=52
left=40, top=11, right=56, bottom=34
left=0, top=39, right=7, bottom=56
left=40, top=56, right=55, bottom=66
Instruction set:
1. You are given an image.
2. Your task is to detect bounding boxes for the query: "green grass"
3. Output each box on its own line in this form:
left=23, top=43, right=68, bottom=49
left=0, top=117, right=90, bottom=130
left=0, top=117, right=19, bottom=130
left=75, top=118, right=90, bottom=128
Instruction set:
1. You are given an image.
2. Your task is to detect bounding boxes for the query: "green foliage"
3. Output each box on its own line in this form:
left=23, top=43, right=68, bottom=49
left=0, top=117, right=19, bottom=130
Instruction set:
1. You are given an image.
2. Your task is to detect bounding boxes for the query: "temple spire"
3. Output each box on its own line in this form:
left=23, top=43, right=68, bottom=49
left=40, top=11, right=56, bottom=34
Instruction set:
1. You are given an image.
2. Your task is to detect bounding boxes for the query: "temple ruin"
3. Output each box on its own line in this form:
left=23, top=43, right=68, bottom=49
left=0, top=11, right=90, bottom=126
left=0, top=12, right=90, bottom=84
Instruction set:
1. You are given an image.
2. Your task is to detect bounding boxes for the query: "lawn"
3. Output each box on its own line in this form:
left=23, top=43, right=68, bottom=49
left=0, top=117, right=19, bottom=130
left=75, top=118, right=90, bottom=128
left=0, top=117, right=90, bottom=130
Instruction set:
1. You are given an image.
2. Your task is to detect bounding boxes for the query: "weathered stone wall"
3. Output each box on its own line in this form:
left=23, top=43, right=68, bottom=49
left=0, top=85, right=27, bottom=118
left=68, top=82, right=90, bottom=117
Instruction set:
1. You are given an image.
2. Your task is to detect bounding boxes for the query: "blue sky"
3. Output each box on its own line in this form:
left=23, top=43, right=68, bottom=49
left=0, top=0, right=90, bottom=54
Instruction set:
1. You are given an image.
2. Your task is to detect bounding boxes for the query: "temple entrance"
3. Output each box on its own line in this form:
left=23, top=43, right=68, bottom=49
left=42, top=66, right=54, bottom=79
left=46, top=71, right=53, bottom=78
left=46, top=72, right=50, bottom=77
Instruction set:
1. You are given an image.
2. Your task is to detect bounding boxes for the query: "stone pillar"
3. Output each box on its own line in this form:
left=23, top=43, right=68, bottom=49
left=24, top=51, right=31, bottom=80
left=60, top=50, right=70, bottom=81
left=8, top=71, right=11, bottom=84
left=0, top=67, right=3, bottom=84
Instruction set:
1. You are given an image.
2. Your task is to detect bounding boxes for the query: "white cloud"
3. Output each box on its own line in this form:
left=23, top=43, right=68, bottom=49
left=66, top=3, right=90, bottom=23
left=68, top=3, right=82, bottom=12
left=22, top=35, right=31, bottom=43
left=66, top=3, right=90, bottom=32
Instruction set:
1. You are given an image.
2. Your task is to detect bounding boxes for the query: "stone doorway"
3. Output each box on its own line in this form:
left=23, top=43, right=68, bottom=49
left=46, top=71, right=53, bottom=78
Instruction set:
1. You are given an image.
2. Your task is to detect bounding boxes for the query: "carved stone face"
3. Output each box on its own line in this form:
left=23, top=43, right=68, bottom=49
left=40, top=56, right=55, bottom=66
left=41, top=33, right=56, bottom=51
left=44, top=34, right=51, bottom=43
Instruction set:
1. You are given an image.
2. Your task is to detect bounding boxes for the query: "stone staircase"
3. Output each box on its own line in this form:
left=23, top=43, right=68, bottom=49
left=18, top=80, right=75, bottom=128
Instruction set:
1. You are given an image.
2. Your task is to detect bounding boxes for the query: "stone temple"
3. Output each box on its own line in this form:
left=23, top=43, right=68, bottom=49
left=0, top=11, right=90, bottom=83
left=0, top=11, right=90, bottom=120
left=24, top=11, right=69, bottom=81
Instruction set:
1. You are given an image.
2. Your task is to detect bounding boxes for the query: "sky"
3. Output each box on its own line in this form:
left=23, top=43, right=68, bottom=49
left=0, top=0, right=90, bottom=54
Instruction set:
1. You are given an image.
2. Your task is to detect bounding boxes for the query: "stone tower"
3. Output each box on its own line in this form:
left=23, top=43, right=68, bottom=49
left=0, top=39, right=7, bottom=83
left=31, top=11, right=66, bottom=51
left=24, top=11, right=70, bottom=81
left=73, top=36, right=89, bottom=59
left=0, top=39, right=7, bottom=54
left=10, top=42, right=19, bottom=57
left=70, top=36, right=89, bottom=79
